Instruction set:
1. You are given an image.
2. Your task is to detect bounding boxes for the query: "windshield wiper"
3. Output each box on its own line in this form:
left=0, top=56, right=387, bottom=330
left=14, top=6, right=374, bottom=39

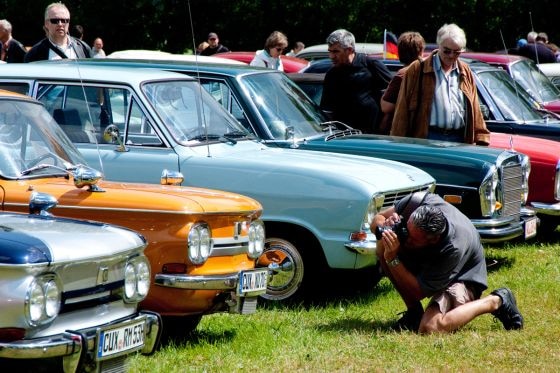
left=189, top=133, right=238, bottom=145
left=20, top=163, right=70, bottom=176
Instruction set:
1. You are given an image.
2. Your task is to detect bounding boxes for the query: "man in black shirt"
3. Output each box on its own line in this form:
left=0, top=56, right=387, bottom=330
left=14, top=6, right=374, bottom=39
left=200, top=32, right=229, bottom=56
left=320, top=29, right=392, bottom=134
left=373, top=192, right=524, bottom=334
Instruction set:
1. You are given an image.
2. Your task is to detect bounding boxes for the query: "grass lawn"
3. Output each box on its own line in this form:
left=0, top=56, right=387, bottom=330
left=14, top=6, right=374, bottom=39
left=130, top=237, right=560, bottom=372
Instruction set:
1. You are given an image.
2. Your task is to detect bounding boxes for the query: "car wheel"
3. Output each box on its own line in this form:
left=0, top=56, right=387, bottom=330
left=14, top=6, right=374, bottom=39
left=258, top=237, right=304, bottom=302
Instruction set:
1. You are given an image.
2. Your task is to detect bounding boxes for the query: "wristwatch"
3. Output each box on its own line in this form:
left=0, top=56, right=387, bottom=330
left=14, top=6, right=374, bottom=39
left=386, top=256, right=401, bottom=268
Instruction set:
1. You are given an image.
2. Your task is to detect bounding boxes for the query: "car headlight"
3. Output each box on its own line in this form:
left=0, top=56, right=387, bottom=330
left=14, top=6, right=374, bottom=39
left=362, top=194, right=384, bottom=230
left=248, top=219, right=265, bottom=259
left=520, top=154, right=530, bottom=204
left=25, top=275, right=61, bottom=326
left=124, top=255, right=151, bottom=303
left=480, top=166, right=499, bottom=217
left=188, top=222, right=212, bottom=265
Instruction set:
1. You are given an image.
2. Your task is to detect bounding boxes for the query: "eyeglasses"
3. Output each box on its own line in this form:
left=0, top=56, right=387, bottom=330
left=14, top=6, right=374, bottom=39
left=48, top=18, right=70, bottom=25
left=208, top=38, right=216, bottom=41
left=442, top=47, right=463, bottom=56
left=275, top=47, right=284, bottom=52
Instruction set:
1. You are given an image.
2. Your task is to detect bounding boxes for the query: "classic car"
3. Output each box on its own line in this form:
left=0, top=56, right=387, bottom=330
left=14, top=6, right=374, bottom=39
left=0, top=209, right=160, bottom=372
left=79, top=58, right=536, bottom=243
left=295, top=43, right=384, bottom=61
left=0, top=90, right=266, bottom=333
left=461, top=52, right=560, bottom=114
left=490, top=132, right=560, bottom=235
left=0, top=63, right=436, bottom=302
left=538, top=62, right=560, bottom=89
left=292, top=59, right=560, bottom=235
left=213, top=51, right=309, bottom=72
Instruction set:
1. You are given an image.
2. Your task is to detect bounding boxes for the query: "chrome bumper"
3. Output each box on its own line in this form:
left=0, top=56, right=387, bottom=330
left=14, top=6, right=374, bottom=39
left=0, top=311, right=161, bottom=372
left=472, top=207, right=538, bottom=243
left=154, top=272, right=266, bottom=295
left=531, top=201, right=560, bottom=216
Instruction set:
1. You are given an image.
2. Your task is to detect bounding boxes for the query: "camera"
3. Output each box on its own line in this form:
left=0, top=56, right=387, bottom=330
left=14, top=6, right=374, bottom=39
left=374, top=219, right=408, bottom=242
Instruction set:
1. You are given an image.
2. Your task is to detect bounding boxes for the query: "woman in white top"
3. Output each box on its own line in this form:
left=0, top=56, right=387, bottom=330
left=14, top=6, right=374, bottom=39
left=250, top=31, right=288, bottom=71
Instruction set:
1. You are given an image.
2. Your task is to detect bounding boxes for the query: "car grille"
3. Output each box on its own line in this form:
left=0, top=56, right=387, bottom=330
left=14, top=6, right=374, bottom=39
left=501, top=162, right=523, bottom=219
left=382, top=184, right=434, bottom=209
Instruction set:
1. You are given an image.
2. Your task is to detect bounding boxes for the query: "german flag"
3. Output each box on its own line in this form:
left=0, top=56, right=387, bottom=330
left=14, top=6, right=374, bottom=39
left=384, top=30, right=398, bottom=60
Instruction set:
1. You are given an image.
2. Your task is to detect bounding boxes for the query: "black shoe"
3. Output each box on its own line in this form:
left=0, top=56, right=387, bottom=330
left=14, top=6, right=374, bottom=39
left=491, top=288, right=524, bottom=330
left=392, top=308, right=423, bottom=332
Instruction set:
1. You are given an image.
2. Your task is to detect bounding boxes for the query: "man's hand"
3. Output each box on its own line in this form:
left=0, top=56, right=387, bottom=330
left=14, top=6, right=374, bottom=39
left=382, top=229, right=400, bottom=262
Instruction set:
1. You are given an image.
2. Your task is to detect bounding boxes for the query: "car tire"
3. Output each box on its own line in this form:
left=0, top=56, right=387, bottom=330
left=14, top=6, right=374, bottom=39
left=160, top=314, right=202, bottom=344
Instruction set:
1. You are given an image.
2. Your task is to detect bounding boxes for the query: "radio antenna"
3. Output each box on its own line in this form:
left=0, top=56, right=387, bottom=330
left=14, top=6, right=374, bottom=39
left=186, top=0, right=211, bottom=158
left=528, top=11, right=540, bottom=64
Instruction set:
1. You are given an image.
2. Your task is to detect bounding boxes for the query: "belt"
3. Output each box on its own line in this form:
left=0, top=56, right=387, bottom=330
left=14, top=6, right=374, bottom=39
left=429, top=126, right=464, bottom=135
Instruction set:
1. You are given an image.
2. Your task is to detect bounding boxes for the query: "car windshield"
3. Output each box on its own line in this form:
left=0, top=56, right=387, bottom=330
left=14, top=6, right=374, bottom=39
left=241, top=72, right=327, bottom=139
left=0, top=99, right=86, bottom=179
left=510, top=60, right=560, bottom=103
left=142, top=80, right=252, bottom=144
left=476, top=70, right=544, bottom=121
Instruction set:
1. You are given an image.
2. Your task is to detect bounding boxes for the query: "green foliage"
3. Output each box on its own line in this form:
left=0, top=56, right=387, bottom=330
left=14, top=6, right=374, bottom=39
left=5, top=0, right=560, bottom=55
left=130, top=238, right=560, bottom=372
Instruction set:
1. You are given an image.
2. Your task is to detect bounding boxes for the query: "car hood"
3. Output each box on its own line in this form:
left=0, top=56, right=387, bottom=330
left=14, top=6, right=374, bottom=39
left=292, top=134, right=506, bottom=184
left=186, top=141, right=435, bottom=193
left=489, top=132, right=560, bottom=164
left=0, top=213, right=145, bottom=264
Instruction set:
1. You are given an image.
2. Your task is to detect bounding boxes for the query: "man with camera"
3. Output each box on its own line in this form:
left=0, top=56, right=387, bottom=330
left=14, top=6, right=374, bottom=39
left=373, top=192, right=524, bottom=334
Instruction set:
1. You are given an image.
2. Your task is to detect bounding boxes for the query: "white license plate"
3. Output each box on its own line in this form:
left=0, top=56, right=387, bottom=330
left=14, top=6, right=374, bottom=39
left=97, top=320, right=145, bottom=358
left=238, top=269, right=268, bottom=295
left=524, top=217, right=538, bottom=239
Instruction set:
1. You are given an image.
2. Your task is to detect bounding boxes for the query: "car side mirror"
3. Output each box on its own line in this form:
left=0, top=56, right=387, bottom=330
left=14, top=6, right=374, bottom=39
left=103, top=124, right=128, bottom=152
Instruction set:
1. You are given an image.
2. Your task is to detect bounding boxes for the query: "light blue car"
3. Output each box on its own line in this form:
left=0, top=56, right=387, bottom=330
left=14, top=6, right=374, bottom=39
left=0, top=63, right=435, bottom=301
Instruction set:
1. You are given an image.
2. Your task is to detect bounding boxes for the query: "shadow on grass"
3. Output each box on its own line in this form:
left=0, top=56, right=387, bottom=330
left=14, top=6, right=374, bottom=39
left=159, top=327, right=236, bottom=349
left=314, top=316, right=396, bottom=333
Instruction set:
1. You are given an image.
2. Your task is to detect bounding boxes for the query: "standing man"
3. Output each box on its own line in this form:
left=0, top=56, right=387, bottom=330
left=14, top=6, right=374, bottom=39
left=373, top=192, right=524, bottom=334
left=320, top=29, right=392, bottom=134
left=24, top=2, right=92, bottom=62
left=200, top=32, right=229, bottom=56
left=0, top=19, right=27, bottom=63
left=390, top=24, right=490, bottom=145
left=92, top=37, right=106, bottom=58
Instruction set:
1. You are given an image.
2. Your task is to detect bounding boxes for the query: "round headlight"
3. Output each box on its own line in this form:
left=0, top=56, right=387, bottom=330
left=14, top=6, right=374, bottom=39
left=248, top=220, right=266, bottom=259
left=28, top=280, right=44, bottom=323
left=124, top=263, right=137, bottom=299
left=44, top=280, right=61, bottom=318
left=188, top=223, right=212, bottom=265
left=136, top=260, right=150, bottom=298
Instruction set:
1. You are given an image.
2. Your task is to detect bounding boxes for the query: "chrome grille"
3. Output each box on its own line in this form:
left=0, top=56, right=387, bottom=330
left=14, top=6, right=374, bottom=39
left=501, top=162, right=523, bottom=219
left=382, top=184, right=433, bottom=209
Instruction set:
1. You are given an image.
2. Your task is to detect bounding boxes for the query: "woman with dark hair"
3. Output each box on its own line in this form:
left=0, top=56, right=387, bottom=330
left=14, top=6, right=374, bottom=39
left=250, top=31, right=288, bottom=71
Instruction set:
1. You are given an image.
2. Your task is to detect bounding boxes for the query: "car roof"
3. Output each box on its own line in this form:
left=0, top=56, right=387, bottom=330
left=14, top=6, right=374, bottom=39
left=460, top=52, right=527, bottom=65
left=296, top=43, right=384, bottom=60
left=0, top=61, right=195, bottom=84
left=107, top=49, right=247, bottom=65
left=76, top=57, right=282, bottom=77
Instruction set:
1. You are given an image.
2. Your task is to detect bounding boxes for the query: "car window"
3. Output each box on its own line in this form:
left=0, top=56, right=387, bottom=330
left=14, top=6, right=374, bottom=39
left=36, top=83, right=162, bottom=146
left=199, top=79, right=251, bottom=131
left=510, top=60, right=560, bottom=103
left=0, top=82, right=30, bottom=95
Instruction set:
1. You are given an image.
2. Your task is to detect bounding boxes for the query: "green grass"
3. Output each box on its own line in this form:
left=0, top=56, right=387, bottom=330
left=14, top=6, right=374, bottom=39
left=130, top=238, right=560, bottom=372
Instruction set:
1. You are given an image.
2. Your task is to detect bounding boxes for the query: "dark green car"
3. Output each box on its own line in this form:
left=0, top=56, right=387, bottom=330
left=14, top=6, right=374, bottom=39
left=52, top=57, right=537, bottom=243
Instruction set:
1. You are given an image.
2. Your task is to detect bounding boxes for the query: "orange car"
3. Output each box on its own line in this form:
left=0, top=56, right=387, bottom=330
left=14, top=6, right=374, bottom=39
left=0, top=90, right=266, bottom=333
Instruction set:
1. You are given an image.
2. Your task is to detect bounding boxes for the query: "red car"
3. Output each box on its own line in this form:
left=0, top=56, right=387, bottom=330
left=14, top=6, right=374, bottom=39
left=214, top=51, right=309, bottom=73
left=489, top=132, right=560, bottom=235
left=462, top=52, right=560, bottom=114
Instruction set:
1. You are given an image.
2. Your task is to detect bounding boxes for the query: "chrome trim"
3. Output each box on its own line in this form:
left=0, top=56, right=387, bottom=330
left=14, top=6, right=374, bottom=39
left=531, top=201, right=560, bottom=216
left=154, top=271, right=266, bottom=296
left=344, top=239, right=377, bottom=255
left=4, top=202, right=259, bottom=216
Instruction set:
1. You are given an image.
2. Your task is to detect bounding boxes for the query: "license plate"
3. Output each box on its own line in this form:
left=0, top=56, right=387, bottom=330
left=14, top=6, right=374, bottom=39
left=97, top=320, right=145, bottom=358
left=524, top=217, right=538, bottom=239
left=238, top=269, right=268, bottom=295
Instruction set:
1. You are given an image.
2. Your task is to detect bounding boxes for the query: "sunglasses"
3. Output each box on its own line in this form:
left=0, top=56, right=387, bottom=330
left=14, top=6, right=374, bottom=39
left=275, top=47, right=284, bottom=52
left=442, top=47, right=463, bottom=56
left=49, top=18, right=70, bottom=25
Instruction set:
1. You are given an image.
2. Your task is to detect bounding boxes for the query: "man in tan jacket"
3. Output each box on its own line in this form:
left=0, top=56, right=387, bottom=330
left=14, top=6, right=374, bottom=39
left=390, top=24, right=490, bottom=146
